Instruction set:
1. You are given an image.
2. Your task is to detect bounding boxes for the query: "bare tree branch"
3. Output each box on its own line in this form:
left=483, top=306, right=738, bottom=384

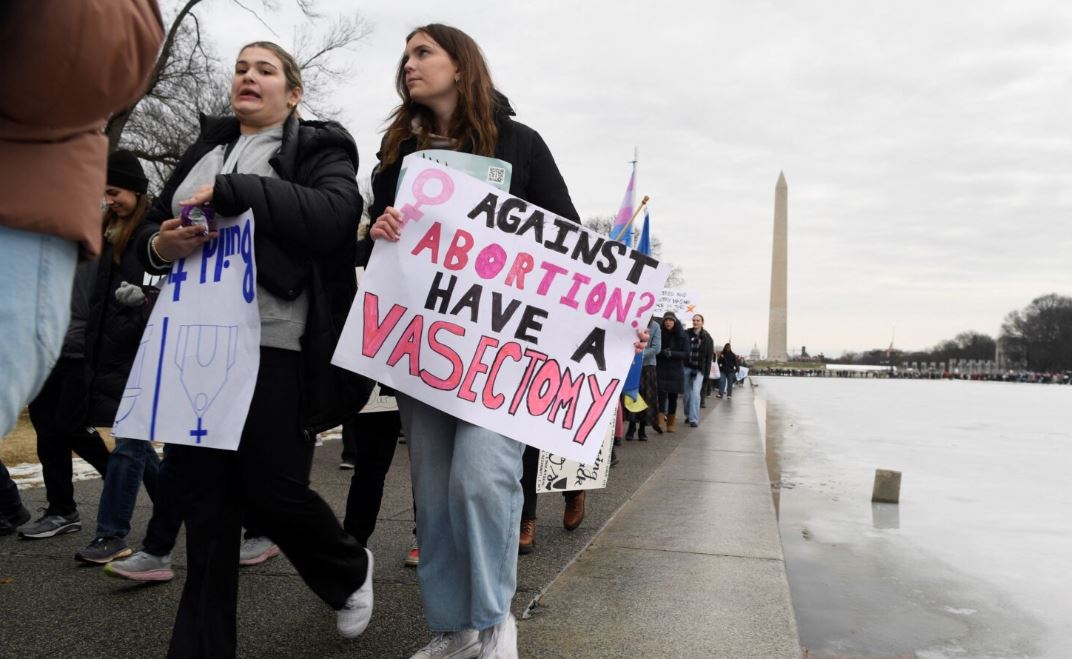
left=109, top=0, right=371, bottom=185
left=230, top=0, right=281, bottom=37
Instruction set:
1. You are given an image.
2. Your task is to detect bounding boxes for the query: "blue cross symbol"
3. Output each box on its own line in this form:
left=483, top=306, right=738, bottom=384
left=170, top=258, right=188, bottom=302
left=189, top=416, right=208, bottom=443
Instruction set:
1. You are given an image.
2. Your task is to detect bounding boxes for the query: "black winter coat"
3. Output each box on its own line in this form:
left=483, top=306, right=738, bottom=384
left=134, top=113, right=372, bottom=432
left=718, top=350, right=739, bottom=375
left=656, top=322, right=689, bottom=395
left=85, top=241, right=151, bottom=426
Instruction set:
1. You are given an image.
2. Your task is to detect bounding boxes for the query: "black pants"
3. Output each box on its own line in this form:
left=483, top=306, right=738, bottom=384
left=27, top=357, right=110, bottom=516
left=342, top=410, right=402, bottom=546
left=139, top=444, right=185, bottom=557
left=521, top=445, right=581, bottom=520
left=167, top=349, right=367, bottom=658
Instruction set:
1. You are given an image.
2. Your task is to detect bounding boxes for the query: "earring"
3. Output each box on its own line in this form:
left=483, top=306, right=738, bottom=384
left=454, top=75, right=461, bottom=83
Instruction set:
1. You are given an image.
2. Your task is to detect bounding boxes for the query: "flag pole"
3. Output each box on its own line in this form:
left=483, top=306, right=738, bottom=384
left=612, top=195, right=650, bottom=243
left=631, top=147, right=639, bottom=249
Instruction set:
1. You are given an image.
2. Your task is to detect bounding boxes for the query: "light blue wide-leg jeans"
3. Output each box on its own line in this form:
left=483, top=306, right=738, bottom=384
left=398, top=393, right=525, bottom=632
left=0, top=225, right=77, bottom=436
left=683, top=366, right=703, bottom=423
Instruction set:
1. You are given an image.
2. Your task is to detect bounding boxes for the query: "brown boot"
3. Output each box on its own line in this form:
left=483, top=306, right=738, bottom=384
left=563, top=491, right=586, bottom=531
left=667, top=415, right=676, bottom=433
left=655, top=412, right=666, bottom=433
left=519, top=518, right=536, bottom=554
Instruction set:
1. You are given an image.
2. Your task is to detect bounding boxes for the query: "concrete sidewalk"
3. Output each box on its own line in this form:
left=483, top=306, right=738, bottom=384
left=522, top=383, right=801, bottom=658
left=0, top=384, right=799, bottom=658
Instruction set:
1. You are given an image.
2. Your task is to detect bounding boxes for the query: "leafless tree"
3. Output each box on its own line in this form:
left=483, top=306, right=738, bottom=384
left=106, top=0, right=370, bottom=185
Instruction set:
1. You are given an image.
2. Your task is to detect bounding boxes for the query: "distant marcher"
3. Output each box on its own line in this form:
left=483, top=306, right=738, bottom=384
left=718, top=343, right=740, bottom=398
left=625, top=315, right=662, bottom=440
left=656, top=313, right=689, bottom=432
left=683, top=314, right=714, bottom=427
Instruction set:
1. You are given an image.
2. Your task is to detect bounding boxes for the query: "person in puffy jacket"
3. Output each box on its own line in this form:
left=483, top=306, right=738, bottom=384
left=656, top=312, right=689, bottom=432
left=133, top=42, right=371, bottom=656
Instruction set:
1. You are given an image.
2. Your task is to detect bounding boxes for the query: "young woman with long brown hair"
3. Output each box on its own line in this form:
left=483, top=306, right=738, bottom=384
left=369, top=24, right=647, bottom=659
left=368, top=24, right=579, bottom=659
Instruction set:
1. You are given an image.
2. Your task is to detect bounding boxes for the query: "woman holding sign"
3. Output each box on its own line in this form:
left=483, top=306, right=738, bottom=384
left=370, top=24, right=649, bottom=659
left=369, top=24, right=583, bottom=659
left=133, top=42, right=372, bottom=656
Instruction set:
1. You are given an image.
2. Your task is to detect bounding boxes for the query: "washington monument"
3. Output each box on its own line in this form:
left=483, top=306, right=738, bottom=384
left=767, top=172, right=788, bottom=361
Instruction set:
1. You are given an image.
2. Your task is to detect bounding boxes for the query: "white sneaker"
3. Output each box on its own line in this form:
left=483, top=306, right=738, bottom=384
left=239, top=536, right=280, bottom=566
left=337, top=547, right=374, bottom=638
left=478, top=615, right=517, bottom=659
left=410, top=630, right=480, bottom=658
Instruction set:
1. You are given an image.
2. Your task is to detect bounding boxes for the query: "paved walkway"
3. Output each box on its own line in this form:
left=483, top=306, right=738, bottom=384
left=0, top=384, right=800, bottom=657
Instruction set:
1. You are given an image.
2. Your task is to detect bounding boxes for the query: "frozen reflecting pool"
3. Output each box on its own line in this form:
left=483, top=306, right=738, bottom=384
left=755, top=377, right=1072, bottom=658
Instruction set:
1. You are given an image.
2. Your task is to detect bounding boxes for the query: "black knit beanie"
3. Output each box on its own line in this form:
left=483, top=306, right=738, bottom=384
left=107, top=150, right=149, bottom=195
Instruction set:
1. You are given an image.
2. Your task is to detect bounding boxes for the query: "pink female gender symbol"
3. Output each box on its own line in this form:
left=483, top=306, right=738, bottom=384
left=399, top=168, right=455, bottom=227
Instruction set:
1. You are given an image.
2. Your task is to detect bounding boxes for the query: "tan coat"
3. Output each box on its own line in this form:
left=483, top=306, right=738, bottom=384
left=0, top=0, right=164, bottom=258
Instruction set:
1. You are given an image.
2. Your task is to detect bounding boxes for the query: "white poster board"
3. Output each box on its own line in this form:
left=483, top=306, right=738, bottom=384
left=333, top=157, right=670, bottom=465
left=536, top=422, right=614, bottom=493
left=361, top=384, right=399, bottom=414
left=112, top=211, right=260, bottom=451
left=653, top=288, right=699, bottom=317
left=736, top=366, right=749, bottom=382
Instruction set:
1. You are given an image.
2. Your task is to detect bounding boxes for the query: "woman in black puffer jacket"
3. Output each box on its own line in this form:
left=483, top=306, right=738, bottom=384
left=656, top=312, right=689, bottom=432
left=132, top=42, right=372, bottom=656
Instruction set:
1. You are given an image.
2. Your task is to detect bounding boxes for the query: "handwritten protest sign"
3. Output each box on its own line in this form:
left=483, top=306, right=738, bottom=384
left=361, top=384, right=399, bottom=414
left=112, top=211, right=260, bottom=451
left=653, top=288, right=700, bottom=317
left=536, top=422, right=614, bottom=493
left=333, top=157, right=670, bottom=464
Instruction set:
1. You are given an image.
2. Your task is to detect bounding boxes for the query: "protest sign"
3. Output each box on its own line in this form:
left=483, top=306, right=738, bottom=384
left=536, top=422, right=614, bottom=493
left=332, top=157, right=670, bottom=465
left=112, top=211, right=260, bottom=451
left=653, top=288, right=699, bottom=317
left=737, top=366, right=749, bottom=382
left=361, top=384, right=399, bottom=414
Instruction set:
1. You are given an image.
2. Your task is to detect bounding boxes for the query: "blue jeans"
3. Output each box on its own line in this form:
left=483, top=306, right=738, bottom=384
left=95, top=436, right=160, bottom=539
left=719, top=373, right=735, bottom=397
left=0, top=225, right=77, bottom=436
left=683, top=366, right=703, bottom=423
left=398, top=394, right=525, bottom=632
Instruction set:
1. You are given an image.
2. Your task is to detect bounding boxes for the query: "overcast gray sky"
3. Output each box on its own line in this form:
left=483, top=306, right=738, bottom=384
left=197, top=0, right=1072, bottom=357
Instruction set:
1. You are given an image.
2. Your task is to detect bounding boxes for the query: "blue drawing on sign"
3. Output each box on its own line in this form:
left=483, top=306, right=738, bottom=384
left=150, top=317, right=170, bottom=441
left=114, top=324, right=154, bottom=427
left=174, top=324, right=238, bottom=443
left=198, top=219, right=256, bottom=303
left=170, top=258, right=188, bottom=301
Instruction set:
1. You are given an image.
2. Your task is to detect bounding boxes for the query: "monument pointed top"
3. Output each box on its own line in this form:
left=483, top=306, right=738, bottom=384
left=776, top=171, right=787, bottom=188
